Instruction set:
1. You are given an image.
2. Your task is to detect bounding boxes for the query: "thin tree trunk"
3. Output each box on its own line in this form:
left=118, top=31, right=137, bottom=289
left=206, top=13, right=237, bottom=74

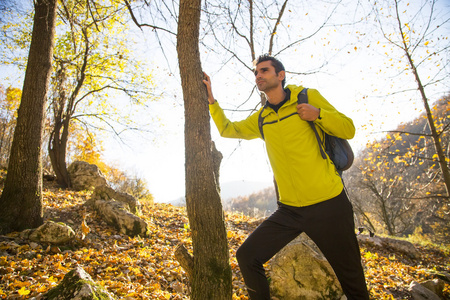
left=0, top=122, right=6, bottom=166
left=394, top=0, right=450, bottom=197
left=409, top=59, right=450, bottom=196
left=48, top=118, right=71, bottom=188
left=176, top=0, right=232, bottom=298
left=0, top=0, right=57, bottom=234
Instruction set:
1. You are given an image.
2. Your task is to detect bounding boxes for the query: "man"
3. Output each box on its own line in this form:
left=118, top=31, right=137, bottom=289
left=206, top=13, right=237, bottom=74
left=203, top=54, right=370, bottom=300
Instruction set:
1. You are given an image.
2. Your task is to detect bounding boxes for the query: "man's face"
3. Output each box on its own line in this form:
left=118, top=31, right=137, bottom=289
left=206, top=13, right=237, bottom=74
left=254, top=61, right=284, bottom=93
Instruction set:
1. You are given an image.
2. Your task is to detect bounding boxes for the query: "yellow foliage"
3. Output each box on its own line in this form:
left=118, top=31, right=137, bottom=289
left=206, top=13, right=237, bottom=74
left=0, top=185, right=448, bottom=299
left=17, top=287, right=30, bottom=296
left=81, top=218, right=90, bottom=240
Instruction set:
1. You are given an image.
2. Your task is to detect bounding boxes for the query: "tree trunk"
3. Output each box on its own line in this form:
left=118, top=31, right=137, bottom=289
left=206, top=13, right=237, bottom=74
left=0, top=121, right=7, bottom=166
left=176, top=0, right=232, bottom=298
left=48, top=41, right=87, bottom=189
left=48, top=117, right=71, bottom=188
left=394, top=0, right=450, bottom=197
left=0, top=0, right=57, bottom=234
left=409, top=58, right=450, bottom=197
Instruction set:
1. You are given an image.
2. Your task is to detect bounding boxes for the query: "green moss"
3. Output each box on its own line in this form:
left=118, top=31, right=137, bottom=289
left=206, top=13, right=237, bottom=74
left=110, top=216, right=120, bottom=231
left=208, top=257, right=232, bottom=288
left=191, top=257, right=232, bottom=298
left=132, top=220, right=147, bottom=237
left=44, top=269, right=114, bottom=300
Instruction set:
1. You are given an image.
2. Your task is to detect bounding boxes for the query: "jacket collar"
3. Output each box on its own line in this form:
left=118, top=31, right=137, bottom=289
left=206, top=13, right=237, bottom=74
left=260, top=85, right=304, bottom=118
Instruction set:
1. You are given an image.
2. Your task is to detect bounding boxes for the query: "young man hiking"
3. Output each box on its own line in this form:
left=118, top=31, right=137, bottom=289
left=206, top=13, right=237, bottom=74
left=203, top=54, right=370, bottom=300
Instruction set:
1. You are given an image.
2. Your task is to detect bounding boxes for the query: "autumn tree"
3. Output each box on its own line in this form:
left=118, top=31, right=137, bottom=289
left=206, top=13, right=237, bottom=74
left=0, top=0, right=57, bottom=234
left=1, top=0, right=155, bottom=188
left=347, top=97, right=449, bottom=239
left=177, top=0, right=232, bottom=298
left=346, top=0, right=450, bottom=239
left=348, top=151, right=419, bottom=236
left=47, top=0, right=155, bottom=188
left=370, top=0, right=450, bottom=197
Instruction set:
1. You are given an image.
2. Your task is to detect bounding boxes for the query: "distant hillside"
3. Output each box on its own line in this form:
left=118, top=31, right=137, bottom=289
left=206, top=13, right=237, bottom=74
left=345, top=97, right=450, bottom=243
left=224, top=186, right=278, bottom=218
left=220, top=180, right=274, bottom=200
left=167, top=180, right=273, bottom=206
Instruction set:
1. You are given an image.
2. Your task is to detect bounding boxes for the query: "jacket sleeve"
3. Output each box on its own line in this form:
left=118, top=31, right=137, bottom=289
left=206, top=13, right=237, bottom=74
left=308, top=89, right=355, bottom=139
left=209, top=101, right=261, bottom=140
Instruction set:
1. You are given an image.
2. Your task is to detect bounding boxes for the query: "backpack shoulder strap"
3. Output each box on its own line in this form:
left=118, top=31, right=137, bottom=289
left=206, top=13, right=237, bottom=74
left=297, top=88, right=327, bottom=159
left=258, top=106, right=267, bottom=140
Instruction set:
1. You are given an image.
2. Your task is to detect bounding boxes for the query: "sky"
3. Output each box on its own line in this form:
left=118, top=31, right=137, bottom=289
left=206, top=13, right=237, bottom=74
left=1, top=0, right=449, bottom=203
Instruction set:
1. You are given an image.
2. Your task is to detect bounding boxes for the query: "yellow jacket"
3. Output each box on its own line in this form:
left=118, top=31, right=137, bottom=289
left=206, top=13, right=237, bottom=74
left=209, top=85, right=355, bottom=207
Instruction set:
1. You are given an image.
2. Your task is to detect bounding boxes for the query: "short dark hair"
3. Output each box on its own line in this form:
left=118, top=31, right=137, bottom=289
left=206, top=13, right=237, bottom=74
left=255, top=54, right=286, bottom=87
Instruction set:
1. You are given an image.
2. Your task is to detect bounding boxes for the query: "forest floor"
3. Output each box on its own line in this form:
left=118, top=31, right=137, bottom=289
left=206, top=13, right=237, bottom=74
left=0, top=181, right=449, bottom=299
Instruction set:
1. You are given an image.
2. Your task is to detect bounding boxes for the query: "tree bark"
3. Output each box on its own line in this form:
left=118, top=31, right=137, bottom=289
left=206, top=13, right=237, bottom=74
left=407, top=56, right=450, bottom=197
left=176, top=0, right=232, bottom=298
left=0, top=0, right=57, bottom=234
left=174, top=244, right=194, bottom=281
left=48, top=117, right=71, bottom=188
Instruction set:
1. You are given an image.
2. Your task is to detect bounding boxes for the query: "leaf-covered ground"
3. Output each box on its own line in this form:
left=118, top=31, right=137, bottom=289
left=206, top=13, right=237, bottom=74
left=0, top=184, right=449, bottom=299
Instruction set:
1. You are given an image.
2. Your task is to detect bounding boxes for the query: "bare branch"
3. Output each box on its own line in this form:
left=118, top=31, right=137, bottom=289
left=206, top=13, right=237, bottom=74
left=69, top=27, right=90, bottom=116
left=124, top=0, right=176, bottom=36
left=381, top=130, right=432, bottom=137
left=268, top=0, right=288, bottom=55
left=273, top=1, right=340, bottom=56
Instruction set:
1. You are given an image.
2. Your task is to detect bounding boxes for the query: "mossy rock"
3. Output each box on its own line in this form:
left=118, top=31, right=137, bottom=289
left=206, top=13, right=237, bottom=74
left=40, top=266, right=116, bottom=300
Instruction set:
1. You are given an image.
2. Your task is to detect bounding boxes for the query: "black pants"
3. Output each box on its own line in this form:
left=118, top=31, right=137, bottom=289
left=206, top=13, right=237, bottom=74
left=236, top=190, right=370, bottom=300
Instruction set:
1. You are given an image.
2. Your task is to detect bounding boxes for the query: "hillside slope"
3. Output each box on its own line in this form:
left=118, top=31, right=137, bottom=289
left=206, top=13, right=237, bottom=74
left=0, top=183, right=448, bottom=299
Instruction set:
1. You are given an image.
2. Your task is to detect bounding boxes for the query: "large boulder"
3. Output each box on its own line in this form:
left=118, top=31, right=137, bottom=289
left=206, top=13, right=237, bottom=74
left=92, top=185, right=141, bottom=214
left=421, top=279, right=446, bottom=298
left=269, top=233, right=344, bottom=300
left=68, top=161, right=107, bottom=191
left=68, top=161, right=147, bottom=237
left=36, top=266, right=116, bottom=299
left=91, top=199, right=148, bottom=237
left=409, top=281, right=441, bottom=300
left=27, top=221, right=75, bottom=244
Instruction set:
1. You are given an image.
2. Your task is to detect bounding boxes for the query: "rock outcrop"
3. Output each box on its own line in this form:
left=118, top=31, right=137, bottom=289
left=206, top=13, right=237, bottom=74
left=21, top=221, right=75, bottom=244
left=35, top=266, right=116, bottom=299
left=420, top=278, right=446, bottom=298
left=67, top=161, right=107, bottom=191
left=92, top=185, right=141, bottom=214
left=68, top=161, right=147, bottom=237
left=409, top=280, right=442, bottom=300
left=269, top=233, right=344, bottom=300
left=90, top=199, right=148, bottom=237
